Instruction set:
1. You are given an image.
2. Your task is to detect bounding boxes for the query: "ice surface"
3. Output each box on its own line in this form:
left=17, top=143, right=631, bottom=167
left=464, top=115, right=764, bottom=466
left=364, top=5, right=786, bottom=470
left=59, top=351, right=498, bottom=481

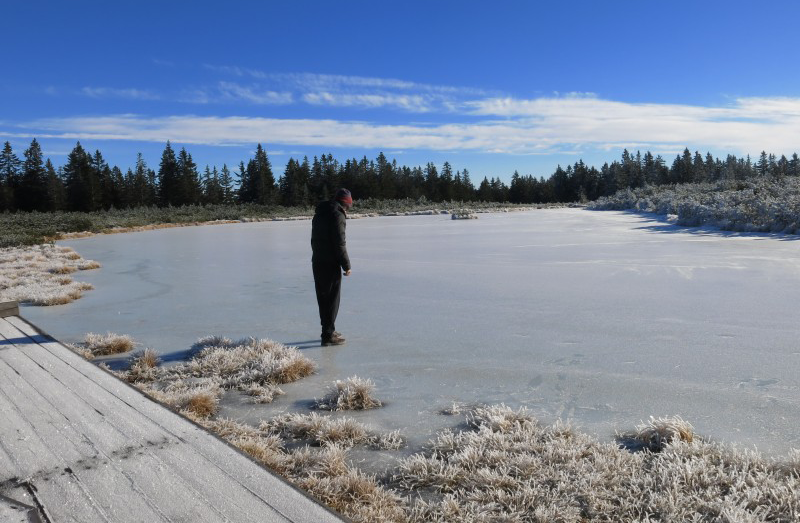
left=24, top=209, right=800, bottom=455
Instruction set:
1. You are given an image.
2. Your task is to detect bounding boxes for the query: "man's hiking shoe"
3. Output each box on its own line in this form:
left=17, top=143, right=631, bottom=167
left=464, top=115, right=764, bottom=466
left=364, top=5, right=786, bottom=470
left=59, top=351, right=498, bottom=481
left=321, top=335, right=345, bottom=347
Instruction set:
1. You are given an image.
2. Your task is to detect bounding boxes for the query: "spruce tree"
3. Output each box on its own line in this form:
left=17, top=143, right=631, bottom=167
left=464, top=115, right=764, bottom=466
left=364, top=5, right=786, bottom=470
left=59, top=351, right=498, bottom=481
left=157, top=142, right=179, bottom=206
left=0, top=141, right=21, bottom=211
left=439, top=161, right=454, bottom=201
left=176, top=148, right=200, bottom=205
left=63, top=142, right=99, bottom=211
left=17, top=139, right=49, bottom=211
left=44, top=159, right=65, bottom=211
left=219, top=164, right=234, bottom=203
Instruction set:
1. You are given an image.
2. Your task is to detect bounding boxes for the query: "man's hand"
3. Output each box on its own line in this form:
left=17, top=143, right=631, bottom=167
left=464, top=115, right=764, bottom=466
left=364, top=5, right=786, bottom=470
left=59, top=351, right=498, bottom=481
left=344, top=269, right=352, bottom=276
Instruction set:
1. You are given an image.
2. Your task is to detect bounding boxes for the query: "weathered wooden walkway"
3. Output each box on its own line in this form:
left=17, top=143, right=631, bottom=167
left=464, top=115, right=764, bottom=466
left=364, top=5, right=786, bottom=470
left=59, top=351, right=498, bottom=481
left=0, top=303, right=346, bottom=523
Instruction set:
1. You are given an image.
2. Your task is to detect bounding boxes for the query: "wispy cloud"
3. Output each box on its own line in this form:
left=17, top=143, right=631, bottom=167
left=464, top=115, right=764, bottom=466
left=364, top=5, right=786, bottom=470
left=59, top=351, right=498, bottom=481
left=7, top=96, right=800, bottom=156
left=197, top=66, right=489, bottom=112
left=152, top=58, right=175, bottom=67
left=178, top=82, right=292, bottom=105
left=302, top=92, right=434, bottom=112
left=81, top=87, right=161, bottom=101
left=216, top=82, right=292, bottom=105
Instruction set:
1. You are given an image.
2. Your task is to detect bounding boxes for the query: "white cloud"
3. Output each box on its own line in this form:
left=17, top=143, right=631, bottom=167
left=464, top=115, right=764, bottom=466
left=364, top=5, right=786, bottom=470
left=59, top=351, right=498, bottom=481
left=81, top=87, right=161, bottom=101
left=302, top=92, right=433, bottom=112
left=9, top=95, right=800, bottom=156
left=216, top=82, right=292, bottom=105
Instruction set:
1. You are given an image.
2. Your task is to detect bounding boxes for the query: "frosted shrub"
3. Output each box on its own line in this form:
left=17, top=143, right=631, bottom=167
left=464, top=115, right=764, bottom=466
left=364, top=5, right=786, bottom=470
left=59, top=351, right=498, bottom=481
left=590, top=178, right=800, bottom=235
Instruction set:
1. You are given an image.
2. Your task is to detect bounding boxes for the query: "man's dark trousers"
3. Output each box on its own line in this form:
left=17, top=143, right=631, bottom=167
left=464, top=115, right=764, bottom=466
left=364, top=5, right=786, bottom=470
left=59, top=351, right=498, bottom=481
left=313, top=260, right=341, bottom=338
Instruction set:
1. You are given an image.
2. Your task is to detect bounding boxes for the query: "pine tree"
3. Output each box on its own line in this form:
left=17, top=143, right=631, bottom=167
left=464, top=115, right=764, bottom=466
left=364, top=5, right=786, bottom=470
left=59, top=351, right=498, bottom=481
left=756, top=151, right=769, bottom=177
left=158, top=142, right=179, bottom=206
left=176, top=148, right=200, bottom=205
left=128, top=153, right=156, bottom=208
left=439, top=161, right=454, bottom=201
left=17, top=139, right=49, bottom=211
left=92, top=150, right=115, bottom=210
left=239, top=144, right=275, bottom=204
left=63, top=142, right=99, bottom=211
left=219, top=164, right=234, bottom=203
left=790, top=153, right=800, bottom=177
left=424, top=162, right=440, bottom=201
left=44, top=159, right=65, bottom=211
left=0, top=141, right=21, bottom=211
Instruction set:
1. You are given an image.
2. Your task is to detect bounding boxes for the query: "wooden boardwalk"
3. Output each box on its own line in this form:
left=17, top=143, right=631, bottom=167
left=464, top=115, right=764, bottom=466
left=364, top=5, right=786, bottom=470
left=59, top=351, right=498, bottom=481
left=0, top=305, right=346, bottom=523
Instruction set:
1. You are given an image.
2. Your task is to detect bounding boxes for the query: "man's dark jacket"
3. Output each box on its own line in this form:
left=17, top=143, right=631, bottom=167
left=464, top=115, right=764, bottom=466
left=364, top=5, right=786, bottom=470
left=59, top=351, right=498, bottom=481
left=311, top=200, right=351, bottom=271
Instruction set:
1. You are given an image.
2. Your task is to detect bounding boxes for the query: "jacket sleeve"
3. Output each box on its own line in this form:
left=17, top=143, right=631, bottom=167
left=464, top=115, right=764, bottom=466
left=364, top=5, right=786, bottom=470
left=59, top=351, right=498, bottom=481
left=333, top=210, right=351, bottom=271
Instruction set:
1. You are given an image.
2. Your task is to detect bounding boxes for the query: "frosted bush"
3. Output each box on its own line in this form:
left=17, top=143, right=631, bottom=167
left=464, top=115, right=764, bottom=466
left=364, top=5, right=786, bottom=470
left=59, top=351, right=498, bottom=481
left=589, top=178, right=800, bottom=235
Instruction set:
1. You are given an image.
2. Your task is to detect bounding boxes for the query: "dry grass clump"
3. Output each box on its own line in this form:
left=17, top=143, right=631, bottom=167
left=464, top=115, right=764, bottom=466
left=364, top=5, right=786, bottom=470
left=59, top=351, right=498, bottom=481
left=622, top=415, right=695, bottom=452
left=195, top=417, right=408, bottom=523
left=184, top=336, right=316, bottom=388
left=393, top=405, right=800, bottom=522
left=126, top=348, right=162, bottom=382
left=0, top=244, right=100, bottom=305
left=263, top=412, right=404, bottom=450
left=139, top=380, right=222, bottom=418
left=315, top=376, right=383, bottom=411
left=244, top=383, right=285, bottom=404
left=71, top=332, right=135, bottom=359
left=117, top=335, right=316, bottom=421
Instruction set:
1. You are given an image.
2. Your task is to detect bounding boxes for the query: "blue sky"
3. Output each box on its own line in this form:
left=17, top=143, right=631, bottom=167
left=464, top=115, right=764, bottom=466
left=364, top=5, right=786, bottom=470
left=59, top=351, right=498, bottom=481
left=2, top=1, right=800, bottom=183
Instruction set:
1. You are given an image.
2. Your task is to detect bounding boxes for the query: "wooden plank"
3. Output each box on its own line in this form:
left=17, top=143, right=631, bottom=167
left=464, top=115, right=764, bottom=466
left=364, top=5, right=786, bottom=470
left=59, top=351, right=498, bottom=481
left=0, top=324, right=235, bottom=523
left=6, top=316, right=344, bottom=523
left=0, top=348, right=168, bottom=522
left=0, top=302, right=18, bottom=318
left=0, top=492, right=39, bottom=523
left=0, top=361, right=110, bottom=522
left=0, top=319, right=297, bottom=523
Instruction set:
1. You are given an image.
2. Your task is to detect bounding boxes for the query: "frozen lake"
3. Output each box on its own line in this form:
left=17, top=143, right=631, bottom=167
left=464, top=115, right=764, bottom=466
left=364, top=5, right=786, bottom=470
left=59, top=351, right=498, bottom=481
left=25, top=208, right=800, bottom=455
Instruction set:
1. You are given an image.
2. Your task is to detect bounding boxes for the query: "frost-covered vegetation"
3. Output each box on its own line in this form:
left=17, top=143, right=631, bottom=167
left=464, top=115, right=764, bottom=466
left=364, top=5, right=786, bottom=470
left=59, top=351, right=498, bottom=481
left=99, top=333, right=800, bottom=522
left=0, top=244, right=99, bottom=305
left=114, top=336, right=316, bottom=417
left=589, top=178, right=800, bottom=234
left=395, top=405, right=800, bottom=522
left=315, top=376, right=383, bottom=411
left=68, top=332, right=135, bottom=359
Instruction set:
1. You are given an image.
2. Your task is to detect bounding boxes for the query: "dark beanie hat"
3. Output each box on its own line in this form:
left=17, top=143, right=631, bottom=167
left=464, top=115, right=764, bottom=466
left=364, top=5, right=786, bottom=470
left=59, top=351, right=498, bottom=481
left=335, top=188, right=353, bottom=208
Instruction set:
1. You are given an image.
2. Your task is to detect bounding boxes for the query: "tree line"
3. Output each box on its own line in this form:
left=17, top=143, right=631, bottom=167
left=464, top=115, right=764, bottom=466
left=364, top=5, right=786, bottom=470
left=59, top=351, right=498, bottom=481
left=1, top=139, right=799, bottom=213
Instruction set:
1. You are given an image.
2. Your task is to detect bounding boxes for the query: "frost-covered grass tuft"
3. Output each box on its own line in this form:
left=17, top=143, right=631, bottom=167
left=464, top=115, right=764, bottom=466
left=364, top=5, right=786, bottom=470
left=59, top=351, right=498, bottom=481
left=119, top=336, right=314, bottom=407
left=71, top=332, right=135, bottom=359
left=263, top=412, right=403, bottom=450
left=0, top=244, right=100, bottom=305
left=394, top=404, right=800, bottom=522
left=315, top=376, right=383, bottom=411
left=184, top=336, right=316, bottom=388
left=194, top=417, right=408, bottom=523
left=140, top=380, right=222, bottom=418
left=623, top=415, right=695, bottom=452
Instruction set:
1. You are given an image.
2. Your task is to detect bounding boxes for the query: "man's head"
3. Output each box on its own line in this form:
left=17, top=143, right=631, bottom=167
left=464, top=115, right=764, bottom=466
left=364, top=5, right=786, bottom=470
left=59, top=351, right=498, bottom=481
left=335, top=188, right=353, bottom=209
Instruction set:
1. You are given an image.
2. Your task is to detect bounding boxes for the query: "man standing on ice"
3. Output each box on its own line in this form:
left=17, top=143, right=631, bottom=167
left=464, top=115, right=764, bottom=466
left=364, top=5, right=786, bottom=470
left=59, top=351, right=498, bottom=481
left=311, top=188, right=353, bottom=346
